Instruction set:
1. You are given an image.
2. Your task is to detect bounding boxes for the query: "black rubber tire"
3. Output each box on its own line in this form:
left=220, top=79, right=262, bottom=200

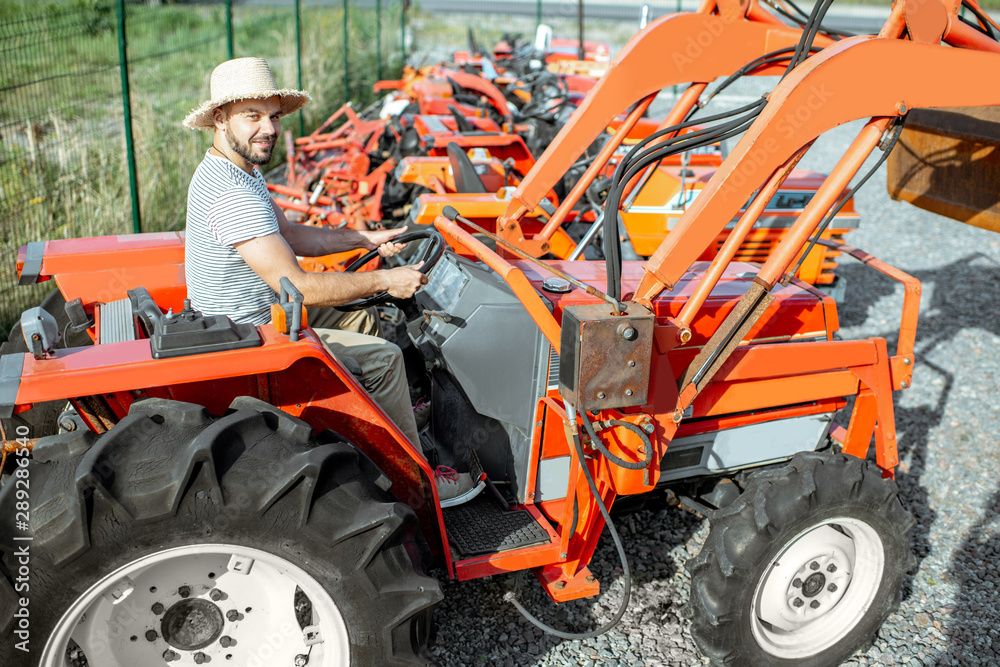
left=686, top=451, right=914, bottom=667
left=0, top=397, right=442, bottom=666
left=0, top=289, right=93, bottom=438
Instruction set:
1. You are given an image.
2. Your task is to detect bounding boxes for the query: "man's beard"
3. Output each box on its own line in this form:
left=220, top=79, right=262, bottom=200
left=225, top=125, right=275, bottom=165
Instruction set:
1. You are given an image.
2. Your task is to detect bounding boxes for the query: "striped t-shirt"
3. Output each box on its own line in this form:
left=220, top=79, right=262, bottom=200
left=185, top=152, right=279, bottom=325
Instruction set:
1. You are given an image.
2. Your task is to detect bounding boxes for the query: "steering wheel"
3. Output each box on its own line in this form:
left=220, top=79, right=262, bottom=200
left=334, top=229, right=445, bottom=311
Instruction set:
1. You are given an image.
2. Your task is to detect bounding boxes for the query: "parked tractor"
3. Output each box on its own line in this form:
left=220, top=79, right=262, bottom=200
left=3, top=0, right=999, bottom=665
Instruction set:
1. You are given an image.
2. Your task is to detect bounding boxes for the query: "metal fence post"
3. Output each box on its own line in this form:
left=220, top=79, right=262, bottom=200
left=577, top=0, right=584, bottom=61
left=343, top=0, right=350, bottom=101
left=376, top=0, right=382, bottom=81
left=296, top=0, right=304, bottom=135
left=536, top=0, right=542, bottom=29
left=226, top=0, right=233, bottom=59
left=401, top=0, right=406, bottom=65
left=115, top=0, right=141, bottom=234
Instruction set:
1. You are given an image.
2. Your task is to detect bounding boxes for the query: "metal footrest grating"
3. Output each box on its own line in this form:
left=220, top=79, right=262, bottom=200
left=443, top=495, right=550, bottom=557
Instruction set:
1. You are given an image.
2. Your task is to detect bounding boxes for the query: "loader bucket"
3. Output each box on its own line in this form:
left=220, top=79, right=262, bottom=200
left=887, top=106, right=1000, bottom=233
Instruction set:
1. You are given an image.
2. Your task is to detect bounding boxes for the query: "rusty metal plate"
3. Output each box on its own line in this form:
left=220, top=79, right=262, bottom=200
left=559, top=303, right=655, bottom=412
left=887, top=107, right=1000, bottom=234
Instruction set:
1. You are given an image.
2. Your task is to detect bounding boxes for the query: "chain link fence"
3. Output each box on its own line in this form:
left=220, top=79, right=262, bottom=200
left=0, top=0, right=404, bottom=329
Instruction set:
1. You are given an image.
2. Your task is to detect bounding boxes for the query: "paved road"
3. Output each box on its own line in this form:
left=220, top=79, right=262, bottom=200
left=241, top=0, right=889, bottom=36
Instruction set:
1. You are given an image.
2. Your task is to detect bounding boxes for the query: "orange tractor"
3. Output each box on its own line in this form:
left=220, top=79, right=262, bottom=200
left=277, top=16, right=860, bottom=292
left=3, top=0, right=998, bottom=665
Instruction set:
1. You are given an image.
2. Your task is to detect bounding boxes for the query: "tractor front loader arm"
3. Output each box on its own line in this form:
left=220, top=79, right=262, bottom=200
left=497, top=4, right=831, bottom=251
left=633, top=0, right=1000, bottom=433
left=638, top=9, right=1000, bottom=301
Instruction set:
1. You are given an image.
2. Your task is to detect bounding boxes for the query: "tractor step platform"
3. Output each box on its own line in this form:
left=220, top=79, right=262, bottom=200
left=443, top=495, right=550, bottom=557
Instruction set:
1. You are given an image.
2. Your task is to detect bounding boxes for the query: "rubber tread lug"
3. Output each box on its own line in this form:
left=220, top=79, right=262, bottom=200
left=32, top=430, right=98, bottom=463
left=229, top=395, right=313, bottom=443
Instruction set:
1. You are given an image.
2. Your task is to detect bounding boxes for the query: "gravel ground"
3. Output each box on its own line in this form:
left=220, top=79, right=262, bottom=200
left=426, top=79, right=1000, bottom=667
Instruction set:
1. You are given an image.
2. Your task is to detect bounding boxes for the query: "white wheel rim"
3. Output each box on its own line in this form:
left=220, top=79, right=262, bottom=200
left=750, top=517, right=885, bottom=659
left=41, top=544, right=350, bottom=667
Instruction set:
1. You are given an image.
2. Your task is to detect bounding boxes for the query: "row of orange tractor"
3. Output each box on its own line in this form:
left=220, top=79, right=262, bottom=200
left=270, top=28, right=856, bottom=293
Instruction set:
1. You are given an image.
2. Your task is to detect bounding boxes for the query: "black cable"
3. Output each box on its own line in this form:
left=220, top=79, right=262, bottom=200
left=785, top=0, right=836, bottom=78
left=580, top=413, right=653, bottom=470
left=597, top=100, right=765, bottom=290
left=504, top=405, right=633, bottom=640
left=617, top=98, right=765, bottom=174
left=703, top=46, right=824, bottom=107
left=607, top=102, right=766, bottom=219
left=602, top=101, right=766, bottom=299
left=607, top=103, right=765, bottom=215
left=785, top=117, right=906, bottom=282
left=961, top=0, right=997, bottom=39
left=621, top=48, right=816, bottom=212
left=762, top=0, right=855, bottom=38
left=597, top=0, right=834, bottom=299
left=784, top=0, right=813, bottom=20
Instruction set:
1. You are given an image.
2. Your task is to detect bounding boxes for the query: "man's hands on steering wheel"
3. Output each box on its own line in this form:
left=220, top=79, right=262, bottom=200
left=335, top=229, right=445, bottom=311
left=385, top=261, right=428, bottom=299
left=360, top=225, right=411, bottom=259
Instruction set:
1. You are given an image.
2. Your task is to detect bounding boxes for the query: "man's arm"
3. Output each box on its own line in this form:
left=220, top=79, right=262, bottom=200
left=271, top=198, right=408, bottom=258
left=236, top=232, right=427, bottom=307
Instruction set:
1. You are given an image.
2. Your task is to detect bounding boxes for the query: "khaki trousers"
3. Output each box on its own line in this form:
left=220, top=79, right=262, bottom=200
left=307, top=306, right=420, bottom=446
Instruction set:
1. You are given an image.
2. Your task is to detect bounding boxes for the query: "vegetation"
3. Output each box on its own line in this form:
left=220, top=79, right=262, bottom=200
left=0, top=0, right=403, bottom=329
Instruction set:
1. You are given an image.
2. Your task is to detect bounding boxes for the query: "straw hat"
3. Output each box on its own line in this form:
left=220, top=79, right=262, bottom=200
left=183, top=57, right=311, bottom=130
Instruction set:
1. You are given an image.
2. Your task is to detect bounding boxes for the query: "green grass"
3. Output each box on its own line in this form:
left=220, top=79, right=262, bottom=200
left=0, top=0, right=403, bottom=330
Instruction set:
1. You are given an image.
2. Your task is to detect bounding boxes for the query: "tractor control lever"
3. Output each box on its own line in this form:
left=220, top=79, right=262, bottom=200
left=441, top=206, right=624, bottom=313
left=278, top=277, right=305, bottom=342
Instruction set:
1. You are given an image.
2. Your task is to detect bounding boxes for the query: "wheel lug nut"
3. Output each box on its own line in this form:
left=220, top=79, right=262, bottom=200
left=792, top=578, right=802, bottom=588
left=178, top=586, right=191, bottom=598
left=163, top=649, right=179, bottom=662
left=828, top=583, right=838, bottom=593
left=827, top=563, right=837, bottom=573
left=809, top=561, right=819, bottom=571
left=151, top=602, right=165, bottom=615
left=145, top=629, right=158, bottom=642
left=810, top=600, right=821, bottom=609
left=210, top=588, right=224, bottom=601
left=194, top=652, right=208, bottom=664
left=792, top=598, right=804, bottom=608
left=220, top=635, right=235, bottom=648
left=227, top=609, right=240, bottom=622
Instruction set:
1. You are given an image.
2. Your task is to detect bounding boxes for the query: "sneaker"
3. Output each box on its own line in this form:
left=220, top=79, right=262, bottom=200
left=413, top=397, right=431, bottom=431
left=435, top=466, right=486, bottom=508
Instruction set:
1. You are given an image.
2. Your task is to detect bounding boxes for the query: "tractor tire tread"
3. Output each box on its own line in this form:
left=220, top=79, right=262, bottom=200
left=685, top=452, right=912, bottom=667
left=0, top=397, right=442, bottom=666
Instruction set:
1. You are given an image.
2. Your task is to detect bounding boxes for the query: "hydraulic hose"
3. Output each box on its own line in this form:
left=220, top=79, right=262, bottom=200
left=762, top=0, right=855, bottom=38
left=580, top=412, right=653, bottom=471
left=785, top=117, right=906, bottom=282
left=596, top=99, right=766, bottom=296
left=785, top=0, right=836, bottom=77
left=504, top=403, right=633, bottom=640
left=960, top=0, right=997, bottom=39
left=602, top=103, right=765, bottom=298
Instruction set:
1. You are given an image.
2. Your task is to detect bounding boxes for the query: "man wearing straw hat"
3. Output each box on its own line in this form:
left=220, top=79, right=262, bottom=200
left=182, top=58, right=475, bottom=500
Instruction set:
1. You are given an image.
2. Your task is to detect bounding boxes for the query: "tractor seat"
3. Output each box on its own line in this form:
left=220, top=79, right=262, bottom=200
left=446, top=142, right=489, bottom=194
